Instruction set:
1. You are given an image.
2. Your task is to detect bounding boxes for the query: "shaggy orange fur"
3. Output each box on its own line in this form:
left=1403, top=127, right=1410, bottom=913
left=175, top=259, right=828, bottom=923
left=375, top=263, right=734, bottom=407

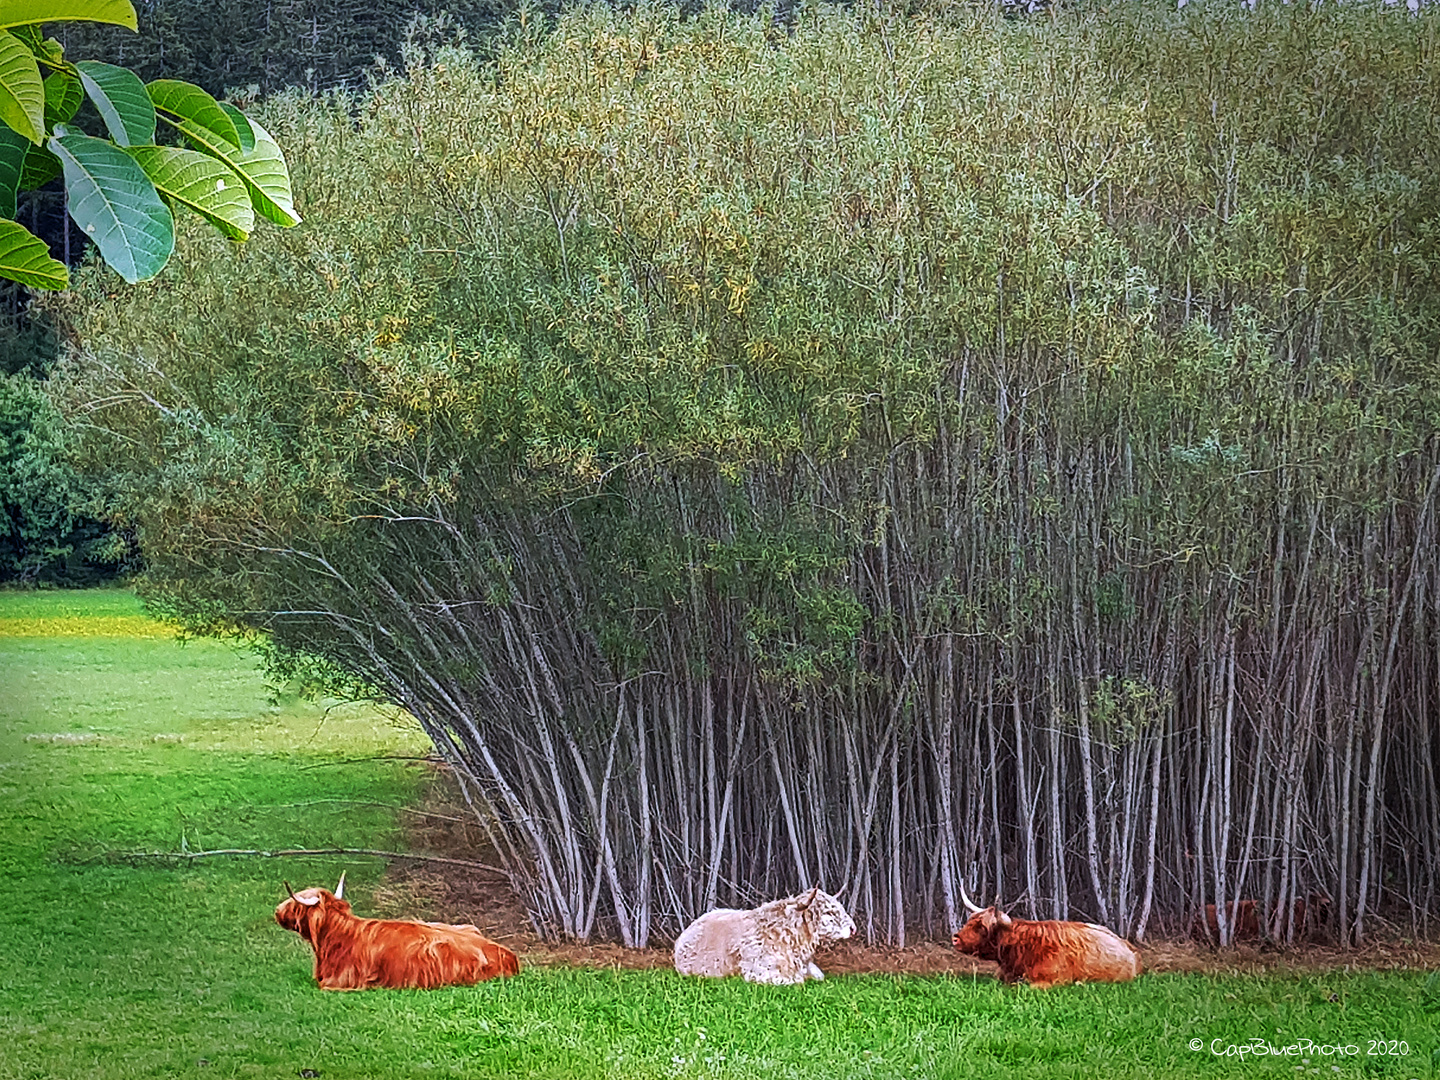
left=953, top=907, right=1141, bottom=989
left=275, top=885, right=519, bottom=990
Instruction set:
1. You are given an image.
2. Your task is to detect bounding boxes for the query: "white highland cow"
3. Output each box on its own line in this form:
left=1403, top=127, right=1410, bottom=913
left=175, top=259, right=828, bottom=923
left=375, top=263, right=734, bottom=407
left=673, top=887, right=856, bottom=985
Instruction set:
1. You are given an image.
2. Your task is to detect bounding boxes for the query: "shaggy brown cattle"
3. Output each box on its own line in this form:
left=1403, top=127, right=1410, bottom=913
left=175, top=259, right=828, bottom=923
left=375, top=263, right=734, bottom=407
left=274, top=873, right=519, bottom=990
left=1192, top=899, right=1261, bottom=942
left=673, top=887, right=856, bottom=985
left=952, top=885, right=1141, bottom=989
left=1192, top=894, right=1331, bottom=943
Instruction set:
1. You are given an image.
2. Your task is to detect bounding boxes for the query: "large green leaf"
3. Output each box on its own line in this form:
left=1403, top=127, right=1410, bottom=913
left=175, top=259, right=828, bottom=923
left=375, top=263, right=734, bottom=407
left=216, top=101, right=254, bottom=154
left=0, top=217, right=65, bottom=288
left=76, top=60, right=153, bottom=146
left=0, top=1, right=137, bottom=31
left=0, top=122, right=27, bottom=217
left=148, top=79, right=239, bottom=149
left=0, top=29, right=43, bottom=144
left=42, top=67, right=81, bottom=125
left=174, top=113, right=299, bottom=228
left=11, top=26, right=62, bottom=64
left=124, top=145, right=252, bottom=241
left=49, top=131, right=173, bottom=283
left=18, top=141, right=58, bottom=188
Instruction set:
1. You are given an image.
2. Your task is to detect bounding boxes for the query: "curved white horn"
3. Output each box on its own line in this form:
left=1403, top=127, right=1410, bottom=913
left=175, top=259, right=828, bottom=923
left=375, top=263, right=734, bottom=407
left=958, top=879, right=984, bottom=916
left=334, top=871, right=346, bottom=900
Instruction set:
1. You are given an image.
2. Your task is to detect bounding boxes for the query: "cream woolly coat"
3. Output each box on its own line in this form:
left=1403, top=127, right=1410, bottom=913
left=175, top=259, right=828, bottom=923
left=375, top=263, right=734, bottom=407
left=673, top=888, right=856, bottom=985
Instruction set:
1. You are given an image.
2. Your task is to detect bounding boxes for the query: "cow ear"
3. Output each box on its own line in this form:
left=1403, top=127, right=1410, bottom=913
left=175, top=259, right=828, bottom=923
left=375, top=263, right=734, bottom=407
left=997, top=910, right=1012, bottom=927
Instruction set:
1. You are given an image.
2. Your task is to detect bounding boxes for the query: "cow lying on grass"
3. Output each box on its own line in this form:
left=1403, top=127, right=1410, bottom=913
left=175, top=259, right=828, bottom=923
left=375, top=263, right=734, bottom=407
left=952, top=884, right=1141, bottom=989
left=275, top=873, right=519, bottom=990
left=674, top=887, right=856, bottom=985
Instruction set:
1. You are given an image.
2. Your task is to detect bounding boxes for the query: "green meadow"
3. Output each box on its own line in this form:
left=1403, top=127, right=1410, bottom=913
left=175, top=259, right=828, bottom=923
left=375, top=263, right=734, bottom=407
left=0, top=590, right=1433, bottom=1080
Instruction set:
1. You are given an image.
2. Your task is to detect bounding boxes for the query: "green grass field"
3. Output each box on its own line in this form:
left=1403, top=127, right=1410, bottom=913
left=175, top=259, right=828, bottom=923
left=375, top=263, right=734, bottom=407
left=0, top=589, right=1434, bottom=1080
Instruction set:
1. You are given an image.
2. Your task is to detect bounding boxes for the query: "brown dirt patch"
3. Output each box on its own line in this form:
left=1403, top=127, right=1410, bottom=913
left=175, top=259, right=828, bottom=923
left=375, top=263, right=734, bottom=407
left=378, top=761, right=1440, bottom=977
left=1139, top=937, right=1440, bottom=976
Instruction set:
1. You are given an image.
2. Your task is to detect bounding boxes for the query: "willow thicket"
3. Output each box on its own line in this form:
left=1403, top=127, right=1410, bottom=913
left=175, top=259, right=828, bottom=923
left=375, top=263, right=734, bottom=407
left=54, top=0, right=1440, bottom=945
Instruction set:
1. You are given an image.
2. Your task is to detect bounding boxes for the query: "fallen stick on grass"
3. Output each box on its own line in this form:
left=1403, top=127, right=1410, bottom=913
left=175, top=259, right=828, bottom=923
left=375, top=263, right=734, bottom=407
left=98, top=846, right=510, bottom=875
left=237, top=798, right=479, bottom=824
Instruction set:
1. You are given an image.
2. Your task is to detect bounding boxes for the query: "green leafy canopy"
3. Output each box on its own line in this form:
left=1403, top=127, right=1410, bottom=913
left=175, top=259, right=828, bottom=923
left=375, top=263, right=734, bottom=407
left=0, top=0, right=297, bottom=289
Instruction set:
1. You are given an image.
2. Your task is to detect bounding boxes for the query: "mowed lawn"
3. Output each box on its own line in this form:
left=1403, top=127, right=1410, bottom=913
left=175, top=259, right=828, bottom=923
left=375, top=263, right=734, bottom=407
left=0, top=590, right=1434, bottom=1080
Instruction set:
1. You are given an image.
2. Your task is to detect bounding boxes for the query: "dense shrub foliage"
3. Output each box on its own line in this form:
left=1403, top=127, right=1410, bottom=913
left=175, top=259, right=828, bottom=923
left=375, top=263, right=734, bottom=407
left=0, top=369, right=129, bottom=583
left=53, top=1, right=1440, bottom=945
left=0, top=293, right=129, bottom=585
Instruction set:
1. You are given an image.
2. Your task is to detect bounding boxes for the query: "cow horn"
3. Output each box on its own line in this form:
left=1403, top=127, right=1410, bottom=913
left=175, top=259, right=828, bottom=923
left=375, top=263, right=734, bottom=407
left=284, top=880, right=319, bottom=906
left=334, top=871, right=346, bottom=900
left=798, top=886, right=819, bottom=909
left=958, top=879, right=984, bottom=916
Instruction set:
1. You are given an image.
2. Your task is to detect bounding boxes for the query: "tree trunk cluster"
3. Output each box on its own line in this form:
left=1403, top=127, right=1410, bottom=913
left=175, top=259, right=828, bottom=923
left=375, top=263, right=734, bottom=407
left=258, top=362, right=1440, bottom=948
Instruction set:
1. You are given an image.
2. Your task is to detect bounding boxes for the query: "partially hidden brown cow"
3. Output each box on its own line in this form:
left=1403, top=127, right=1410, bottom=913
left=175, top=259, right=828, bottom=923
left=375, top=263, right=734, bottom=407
left=274, top=873, right=519, bottom=990
left=1192, top=894, right=1330, bottom=943
left=1192, top=899, right=1260, bottom=942
left=951, top=884, right=1141, bottom=989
